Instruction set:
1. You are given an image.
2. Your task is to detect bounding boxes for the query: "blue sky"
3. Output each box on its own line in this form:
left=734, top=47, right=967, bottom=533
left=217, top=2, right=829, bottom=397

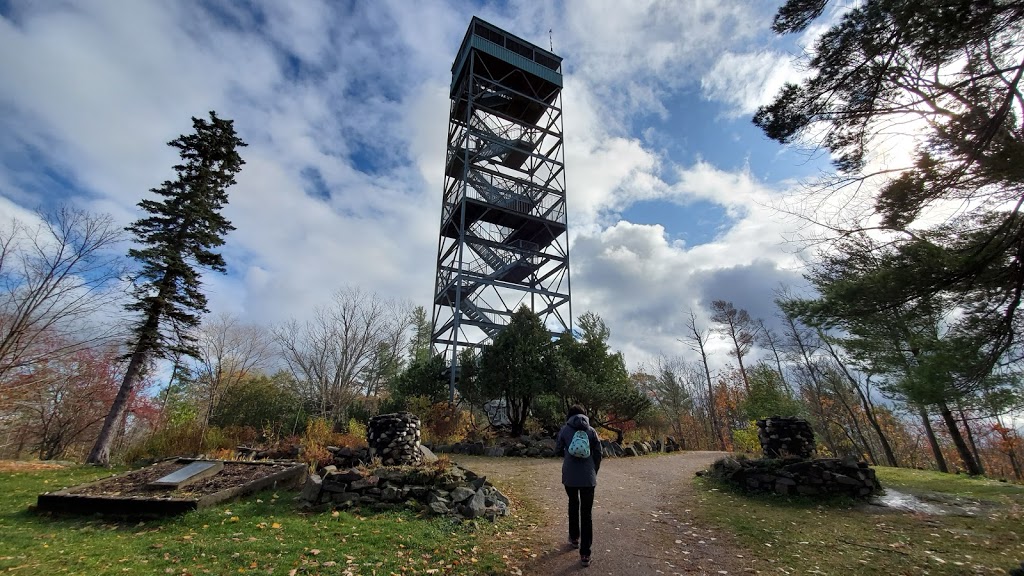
left=0, top=0, right=845, bottom=369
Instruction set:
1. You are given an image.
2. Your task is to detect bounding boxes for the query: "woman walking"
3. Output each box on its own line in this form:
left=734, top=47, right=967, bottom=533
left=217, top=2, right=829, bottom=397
left=555, top=404, right=602, bottom=567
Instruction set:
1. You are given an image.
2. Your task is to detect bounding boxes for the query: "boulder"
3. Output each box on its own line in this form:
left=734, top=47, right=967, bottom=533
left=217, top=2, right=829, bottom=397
left=466, top=489, right=487, bottom=518
left=418, top=444, right=438, bottom=462
left=450, top=486, right=476, bottom=502
left=300, top=473, right=322, bottom=502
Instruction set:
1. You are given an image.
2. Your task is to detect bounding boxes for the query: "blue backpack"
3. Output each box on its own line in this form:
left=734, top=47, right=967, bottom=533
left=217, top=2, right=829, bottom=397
left=567, top=429, right=591, bottom=458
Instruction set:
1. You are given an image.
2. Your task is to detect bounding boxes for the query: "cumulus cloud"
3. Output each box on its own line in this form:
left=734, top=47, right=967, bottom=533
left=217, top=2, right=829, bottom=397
left=0, top=0, right=814, bottom=368
left=701, top=51, right=803, bottom=117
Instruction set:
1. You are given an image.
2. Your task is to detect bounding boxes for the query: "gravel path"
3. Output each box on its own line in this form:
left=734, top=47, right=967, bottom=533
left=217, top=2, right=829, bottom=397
left=455, top=451, right=758, bottom=576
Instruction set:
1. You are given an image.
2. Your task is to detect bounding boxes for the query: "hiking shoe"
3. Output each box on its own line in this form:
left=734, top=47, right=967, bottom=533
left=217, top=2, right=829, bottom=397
left=568, top=537, right=579, bottom=549
left=580, top=555, right=591, bottom=567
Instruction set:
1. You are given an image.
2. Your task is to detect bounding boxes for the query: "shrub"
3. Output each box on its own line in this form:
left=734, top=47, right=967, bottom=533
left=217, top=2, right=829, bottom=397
left=119, top=420, right=248, bottom=464
left=331, top=418, right=368, bottom=449
left=731, top=421, right=761, bottom=454
left=299, top=417, right=337, bottom=470
left=530, top=394, right=564, bottom=432
left=419, top=401, right=468, bottom=445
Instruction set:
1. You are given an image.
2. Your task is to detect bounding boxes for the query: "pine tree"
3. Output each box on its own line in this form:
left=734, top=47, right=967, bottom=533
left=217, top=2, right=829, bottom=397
left=755, top=0, right=1024, bottom=380
left=709, top=300, right=757, bottom=394
left=87, top=112, right=246, bottom=465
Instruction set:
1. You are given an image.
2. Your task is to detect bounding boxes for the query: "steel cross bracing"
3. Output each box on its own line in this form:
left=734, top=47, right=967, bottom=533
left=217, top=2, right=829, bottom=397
left=431, top=19, right=572, bottom=399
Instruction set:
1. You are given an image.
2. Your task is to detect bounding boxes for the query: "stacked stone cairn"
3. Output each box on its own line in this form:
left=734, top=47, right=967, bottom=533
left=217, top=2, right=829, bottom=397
left=297, top=412, right=510, bottom=520
left=702, top=416, right=881, bottom=498
left=757, top=416, right=816, bottom=459
left=367, top=412, right=422, bottom=466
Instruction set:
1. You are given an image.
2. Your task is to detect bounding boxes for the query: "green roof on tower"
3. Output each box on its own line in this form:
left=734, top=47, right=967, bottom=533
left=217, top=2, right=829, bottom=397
left=451, top=16, right=563, bottom=96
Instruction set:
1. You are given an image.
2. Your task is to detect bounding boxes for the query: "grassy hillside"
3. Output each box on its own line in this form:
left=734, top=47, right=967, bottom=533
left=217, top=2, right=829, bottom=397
left=0, top=463, right=510, bottom=575
left=694, top=465, right=1024, bottom=575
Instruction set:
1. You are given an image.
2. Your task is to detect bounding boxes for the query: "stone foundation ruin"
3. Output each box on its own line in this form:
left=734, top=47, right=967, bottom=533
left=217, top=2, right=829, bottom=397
left=296, top=412, right=511, bottom=520
left=297, top=462, right=510, bottom=521
left=427, top=433, right=684, bottom=458
left=703, top=416, right=881, bottom=498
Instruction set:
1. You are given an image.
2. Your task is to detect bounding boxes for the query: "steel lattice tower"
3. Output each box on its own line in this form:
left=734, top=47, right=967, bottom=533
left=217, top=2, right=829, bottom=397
left=432, top=17, right=571, bottom=399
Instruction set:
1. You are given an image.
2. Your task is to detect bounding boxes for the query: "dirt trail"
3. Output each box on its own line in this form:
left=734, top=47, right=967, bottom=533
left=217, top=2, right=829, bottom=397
left=455, top=451, right=758, bottom=576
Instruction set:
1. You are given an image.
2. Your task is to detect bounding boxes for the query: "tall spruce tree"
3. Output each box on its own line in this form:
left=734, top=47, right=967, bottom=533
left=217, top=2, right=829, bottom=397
left=87, top=112, right=246, bottom=465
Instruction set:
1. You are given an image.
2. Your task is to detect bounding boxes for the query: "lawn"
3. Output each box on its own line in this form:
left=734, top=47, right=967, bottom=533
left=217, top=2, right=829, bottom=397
left=693, top=465, right=1024, bottom=575
left=0, top=463, right=513, bottom=575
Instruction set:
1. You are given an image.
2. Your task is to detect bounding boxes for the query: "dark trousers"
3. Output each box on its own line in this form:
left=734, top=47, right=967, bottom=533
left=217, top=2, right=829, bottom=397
left=565, top=485, right=595, bottom=556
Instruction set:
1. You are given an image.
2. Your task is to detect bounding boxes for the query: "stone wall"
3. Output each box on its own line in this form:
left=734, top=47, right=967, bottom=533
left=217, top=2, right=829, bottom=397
left=757, top=416, right=815, bottom=459
left=367, top=412, right=422, bottom=466
left=428, top=434, right=683, bottom=458
left=298, top=463, right=510, bottom=521
left=703, top=455, right=881, bottom=498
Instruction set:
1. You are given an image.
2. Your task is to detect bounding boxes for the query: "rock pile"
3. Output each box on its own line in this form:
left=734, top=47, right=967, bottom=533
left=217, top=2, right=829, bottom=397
left=757, top=416, right=815, bottom=459
left=326, top=445, right=370, bottom=469
left=298, top=463, right=510, bottom=521
left=368, top=412, right=422, bottom=466
left=704, top=455, right=881, bottom=497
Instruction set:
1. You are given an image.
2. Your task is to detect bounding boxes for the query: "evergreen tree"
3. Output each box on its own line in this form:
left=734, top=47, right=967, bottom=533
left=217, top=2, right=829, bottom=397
left=781, top=234, right=1001, bottom=474
left=88, top=112, right=246, bottom=465
left=710, top=301, right=757, bottom=393
left=554, top=311, right=651, bottom=443
left=408, top=305, right=432, bottom=363
left=755, top=0, right=1024, bottom=381
left=740, top=363, right=803, bottom=421
left=478, top=306, right=554, bottom=436
left=390, top=353, right=449, bottom=405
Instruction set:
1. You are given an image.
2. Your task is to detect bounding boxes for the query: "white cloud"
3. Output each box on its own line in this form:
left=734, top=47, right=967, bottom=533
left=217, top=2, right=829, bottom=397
left=701, top=51, right=803, bottom=117
left=0, top=0, right=812, bottom=370
left=568, top=161, right=809, bottom=369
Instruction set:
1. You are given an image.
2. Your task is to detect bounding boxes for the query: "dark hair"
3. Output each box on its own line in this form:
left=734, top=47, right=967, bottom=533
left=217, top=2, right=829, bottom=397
left=567, top=404, right=585, bottom=417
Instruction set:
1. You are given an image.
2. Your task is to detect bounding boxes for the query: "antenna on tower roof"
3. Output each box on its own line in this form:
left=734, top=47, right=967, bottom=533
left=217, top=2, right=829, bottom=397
left=549, top=29, right=553, bottom=52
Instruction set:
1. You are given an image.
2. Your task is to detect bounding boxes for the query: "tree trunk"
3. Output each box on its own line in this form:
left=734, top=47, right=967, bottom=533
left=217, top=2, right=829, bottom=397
left=87, top=346, right=148, bottom=465
left=1008, top=446, right=1023, bottom=481
left=958, top=405, right=985, bottom=476
left=814, top=412, right=841, bottom=457
left=938, top=401, right=982, bottom=476
left=686, top=311, right=726, bottom=451
left=828, top=374, right=877, bottom=464
left=856, top=388, right=898, bottom=467
left=823, top=338, right=899, bottom=466
left=604, top=423, right=624, bottom=444
left=919, top=406, right=948, bottom=473
left=734, top=347, right=750, bottom=394
left=697, top=350, right=725, bottom=450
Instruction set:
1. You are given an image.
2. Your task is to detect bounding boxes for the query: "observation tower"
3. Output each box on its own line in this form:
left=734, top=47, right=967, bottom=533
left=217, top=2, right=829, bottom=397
left=431, top=17, right=572, bottom=399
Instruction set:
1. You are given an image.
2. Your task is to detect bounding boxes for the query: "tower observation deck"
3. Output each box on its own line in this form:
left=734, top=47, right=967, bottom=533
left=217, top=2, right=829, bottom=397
left=431, top=17, right=572, bottom=399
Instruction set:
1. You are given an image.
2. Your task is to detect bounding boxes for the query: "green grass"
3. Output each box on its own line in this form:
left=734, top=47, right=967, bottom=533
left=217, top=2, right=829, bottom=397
left=876, top=465, right=1024, bottom=500
left=0, top=465, right=509, bottom=575
left=693, top=466, right=1024, bottom=575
